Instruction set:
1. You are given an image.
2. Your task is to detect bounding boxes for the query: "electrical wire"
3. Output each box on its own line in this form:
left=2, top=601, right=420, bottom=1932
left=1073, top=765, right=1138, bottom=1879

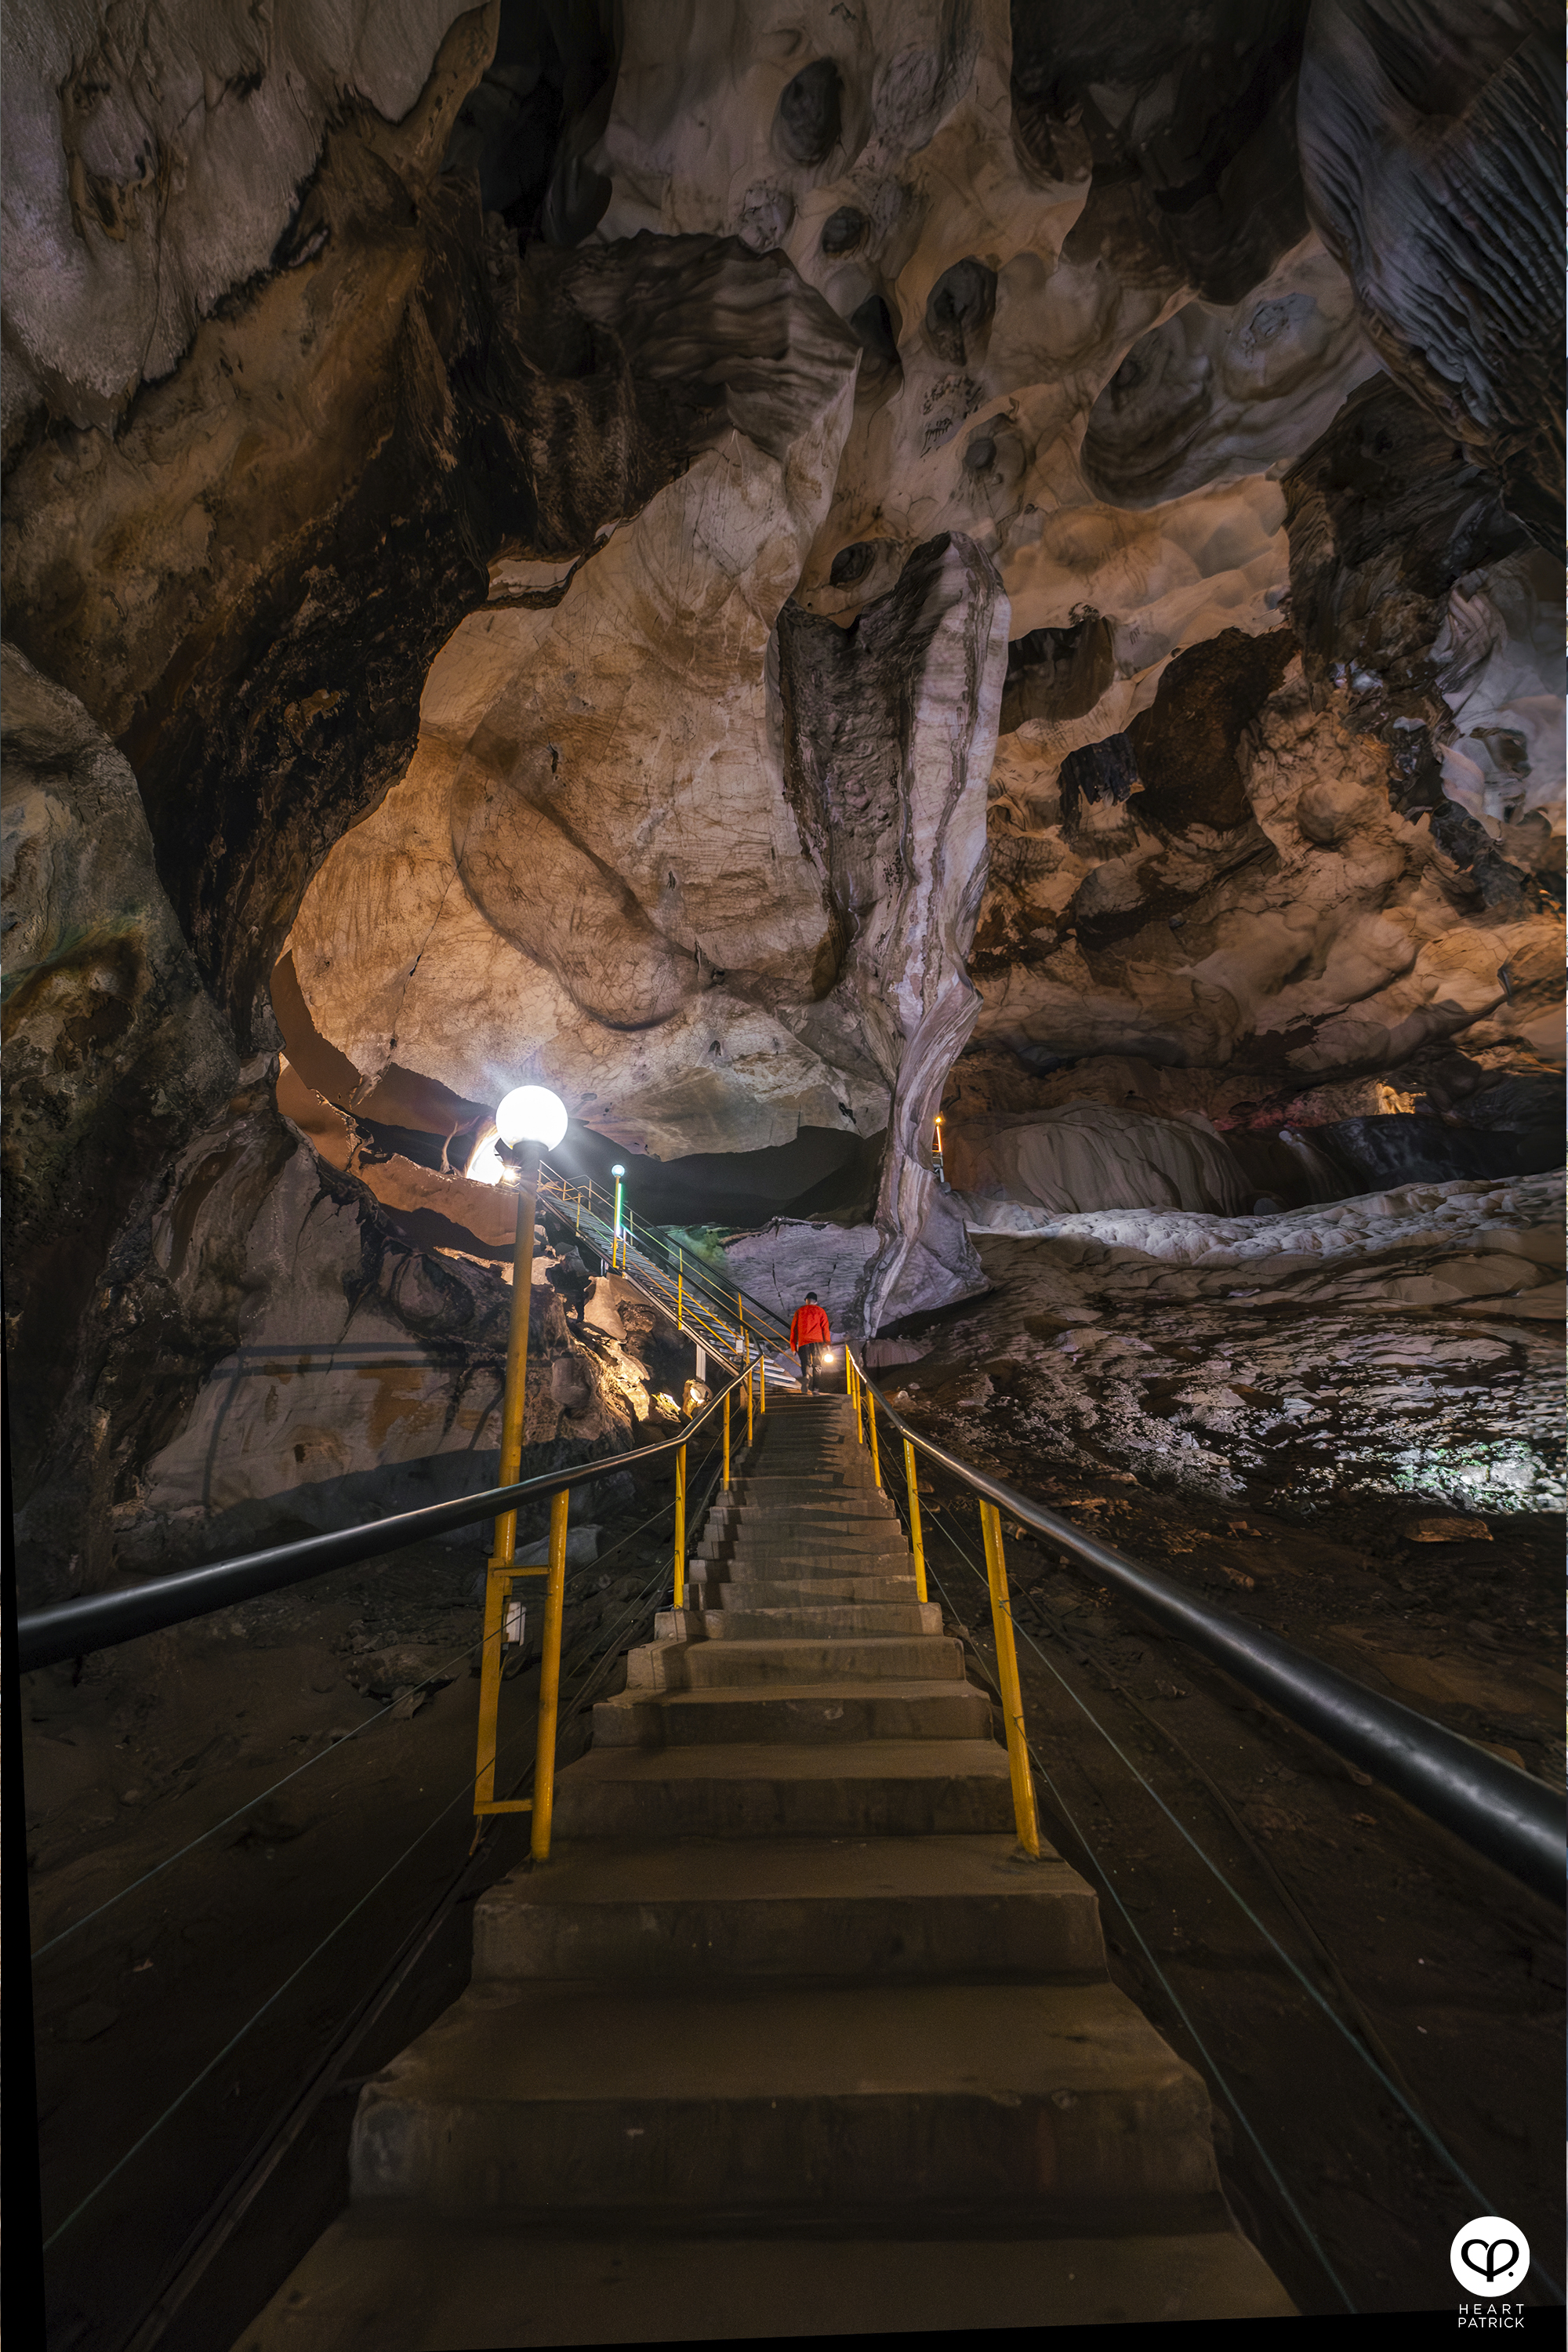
left=29, top=1657, right=467, bottom=1963
left=42, top=1735, right=504, bottom=2253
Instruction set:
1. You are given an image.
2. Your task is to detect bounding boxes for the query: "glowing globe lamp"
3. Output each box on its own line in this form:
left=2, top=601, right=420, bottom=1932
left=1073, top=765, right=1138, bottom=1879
left=496, top=1085, right=568, bottom=1151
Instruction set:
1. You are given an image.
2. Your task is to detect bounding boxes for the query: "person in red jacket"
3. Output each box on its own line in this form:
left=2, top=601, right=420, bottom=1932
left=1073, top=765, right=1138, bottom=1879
left=789, top=1292, right=832, bottom=1393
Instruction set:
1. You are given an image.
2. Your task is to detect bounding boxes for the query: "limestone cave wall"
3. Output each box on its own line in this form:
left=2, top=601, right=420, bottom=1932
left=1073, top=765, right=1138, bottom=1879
left=2, top=0, right=1560, bottom=1607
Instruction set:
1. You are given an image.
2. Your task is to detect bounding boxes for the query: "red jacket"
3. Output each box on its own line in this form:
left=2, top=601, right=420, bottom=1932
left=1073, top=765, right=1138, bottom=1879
left=789, top=1302, right=831, bottom=1348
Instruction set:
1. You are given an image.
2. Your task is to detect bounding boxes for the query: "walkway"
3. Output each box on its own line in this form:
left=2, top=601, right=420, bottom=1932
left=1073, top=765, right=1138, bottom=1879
left=238, top=1394, right=1292, bottom=2345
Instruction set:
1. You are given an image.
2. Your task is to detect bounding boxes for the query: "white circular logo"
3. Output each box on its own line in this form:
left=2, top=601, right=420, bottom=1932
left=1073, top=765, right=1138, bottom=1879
left=1450, top=2216, right=1530, bottom=2297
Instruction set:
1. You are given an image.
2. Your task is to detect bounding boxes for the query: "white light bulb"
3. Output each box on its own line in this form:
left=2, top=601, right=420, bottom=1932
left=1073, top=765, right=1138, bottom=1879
left=611, top=1163, right=626, bottom=1178
left=495, top=1085, right=568, bottom=1149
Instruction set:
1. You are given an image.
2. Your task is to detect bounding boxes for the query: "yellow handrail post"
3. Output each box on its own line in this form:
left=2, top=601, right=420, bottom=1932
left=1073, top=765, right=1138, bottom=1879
left=673, top=1443, right=687, bottom=1609
left=492, top=1143, right=541, bottom=1570
left=903, top=1436, right=927, bottom=1604
left=979, top=1500, right=1041, bottom=1860
left=531, top=1486, right=571, bottom=1863
left=851, top=1359, right=864, bottom=1445
left=722, top=1387, right=731, bottom=1490
left=475, top=1141, right=542, bottom=1817
left=746, top=1339, right=755, bottom=1447
left=677, top=1250, right=684, bottom=1332
left=844, top=1347, right=852, bottom=1395
left=866, top=1371, right=881, bottom=1488
left=760, top=1346, right=766, bottom=1414
left=474, top=1565, right=508, bottom=1812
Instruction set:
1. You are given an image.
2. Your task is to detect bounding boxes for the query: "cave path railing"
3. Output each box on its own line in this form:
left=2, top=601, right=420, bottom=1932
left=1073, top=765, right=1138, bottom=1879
left=13, top=1368, right=757, bottom=1858
left=20, top=1334, right=1556, bottom=1892
left=535, top=1158, right=797, bottom=1385
left=470, top=1369, right=750, bottom=1858
left=842, top=1347, right=1562, bottom=1904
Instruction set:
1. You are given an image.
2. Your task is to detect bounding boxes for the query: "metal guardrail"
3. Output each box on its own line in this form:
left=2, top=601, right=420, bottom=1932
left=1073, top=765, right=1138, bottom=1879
left=21, top=1301, right=1554, bottom=1893
left=844, top=1349, right=1563, bottom=1904
left=470, top=1366, right=757, bottom=1855
left=13, top=1373, right=757, bottom=1679
left=17, top=1348, right=778, bottom=1878
left=537, top=1159, right=795, bottom=1368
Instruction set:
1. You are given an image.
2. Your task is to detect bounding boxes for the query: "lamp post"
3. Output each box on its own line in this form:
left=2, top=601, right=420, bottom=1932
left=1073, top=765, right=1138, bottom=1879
left=473, top=1083, right=568, bottom=1848
left=611, top=1162, right=626, bottom=1269
left=490, top=1086, right=570, bottom=1576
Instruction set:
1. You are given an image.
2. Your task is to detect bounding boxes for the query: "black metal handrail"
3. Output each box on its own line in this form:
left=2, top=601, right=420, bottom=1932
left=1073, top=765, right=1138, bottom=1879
left=13, top=1374, right=751, bottom=1677
left=851, top=1355, right=1563, bottom=1905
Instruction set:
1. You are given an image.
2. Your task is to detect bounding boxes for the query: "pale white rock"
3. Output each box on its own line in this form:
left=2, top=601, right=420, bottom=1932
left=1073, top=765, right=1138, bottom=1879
left=961, top=1167, right=1566, bottom=1276
left=957, top=1100, right=1252, bottom=1219
left=1080, top=235, right=1378, bottom=509
left=1433, top=547, right=1566, bottom=844
left=2, top=0, right=475, bottom=433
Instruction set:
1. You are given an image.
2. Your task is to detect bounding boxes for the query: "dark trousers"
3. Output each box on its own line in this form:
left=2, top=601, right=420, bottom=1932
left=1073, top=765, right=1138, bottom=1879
left=798, top=1341, right=824, bottom=1392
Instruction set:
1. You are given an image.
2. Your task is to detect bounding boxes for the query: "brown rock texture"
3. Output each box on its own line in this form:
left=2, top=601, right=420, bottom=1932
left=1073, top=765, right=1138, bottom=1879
left=1, top=0, right=1560, bottom=1599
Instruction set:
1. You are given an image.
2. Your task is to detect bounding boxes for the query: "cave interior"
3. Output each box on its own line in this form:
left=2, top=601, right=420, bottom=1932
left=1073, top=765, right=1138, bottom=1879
left=5, top=0, right=1563, bottom=2341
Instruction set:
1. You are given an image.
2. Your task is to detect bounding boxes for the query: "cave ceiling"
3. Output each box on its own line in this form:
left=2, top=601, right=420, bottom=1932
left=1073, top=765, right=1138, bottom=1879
left=2, top=0, right=1562, bottom=1354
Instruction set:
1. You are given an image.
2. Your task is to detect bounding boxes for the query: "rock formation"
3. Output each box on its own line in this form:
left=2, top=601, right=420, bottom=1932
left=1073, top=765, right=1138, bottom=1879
left=2, top=0, right=1560, bottom=1604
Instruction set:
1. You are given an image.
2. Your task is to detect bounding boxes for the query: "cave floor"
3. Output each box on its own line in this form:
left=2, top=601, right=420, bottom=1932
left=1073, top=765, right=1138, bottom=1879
left=23, top=1484, right=674, bottom=2352
left=878, top=1259, right=1563, bottom=2319
left=21, top=1320, right=1563, bottom=2336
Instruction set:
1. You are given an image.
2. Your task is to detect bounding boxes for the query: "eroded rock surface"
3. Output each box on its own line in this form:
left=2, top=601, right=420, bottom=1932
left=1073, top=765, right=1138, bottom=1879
left=1, top=0, right=1561, bottom=1605
left=1, top=646, right=236, bottom=1571
left=1297, top=0, right=1562, bottom=550
left=893, top=1168, right=1565, bottom=1515
left=971, top=651, right=1559, bottom=1083
left=115, top=1105, right=638, bottom=1572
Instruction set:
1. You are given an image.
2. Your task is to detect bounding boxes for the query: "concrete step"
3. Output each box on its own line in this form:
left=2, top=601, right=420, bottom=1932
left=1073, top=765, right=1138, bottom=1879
left=347, top=1977, right=1221, bottom=2216
left=705, top=1524, right=902, bottom=1543
left=234, top=2212, right=1296, bottom=2347
left=702, top=1515, right=904, bottom=1541
left=724, top=1473, right=880, bottom=1492
left=702, top=1516, right=905, bottom=1540
left=472, top=1835, right=1102, bottom=1980
left=549, top=1740, right=1013, bottom=1839
left=707, top=1494, right=898, bottom=1518
left=655, top=1602, right=942, bottom=1640
left=705, top=1533, right=903, bottom=1556
left=698, top=1542, right=908, bottom=1566
left=626, top=1635, right=968, bottom=1690
left=695, top=1555, right=914, bottom=1583
left=592, top=1679, right=990, bottom=1748
left=706, top=1549, right=905, bottom=1567
left=688, top=1573, right=920, bottom=1604
left=731, top=1472, right=893, bottom=1487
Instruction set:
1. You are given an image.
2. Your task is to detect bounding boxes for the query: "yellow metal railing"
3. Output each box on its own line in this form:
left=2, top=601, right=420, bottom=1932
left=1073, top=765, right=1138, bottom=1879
left=535, top=1160, right=794, bottom=1374
left=472, top=1368, right=750, bottom=1859
left=847, top=1345, right=1040, bottom=1862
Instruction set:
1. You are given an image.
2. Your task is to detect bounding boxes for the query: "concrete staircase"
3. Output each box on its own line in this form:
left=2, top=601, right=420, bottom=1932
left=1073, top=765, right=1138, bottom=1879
left=236, top=1394, right=1293, bottom=2347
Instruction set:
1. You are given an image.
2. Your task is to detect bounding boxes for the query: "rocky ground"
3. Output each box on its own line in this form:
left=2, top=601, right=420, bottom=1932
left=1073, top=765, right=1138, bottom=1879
left=873, top=1172, right=1564, bottom=2313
